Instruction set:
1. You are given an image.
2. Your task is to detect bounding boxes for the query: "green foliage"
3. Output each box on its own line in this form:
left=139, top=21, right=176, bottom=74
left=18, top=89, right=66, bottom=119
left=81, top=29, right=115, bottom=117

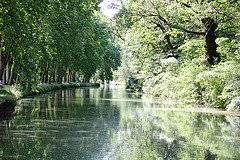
left=143, top=57, right=207, bottom=103
left=171, top=58, right=207, bottom=103
left=0, top=0, right=119, bottom=88
left=0, top=89, right=14, bottom=96
left=216, top=37, right=240, bottom=61
left=5, top=85, right=22, bottom=99
left=110, top=0, right=240, bottom=109
left=178, top=39, right=205, bottom=59
left=228, top=97, right=240, bottom=111
left=0, top=88, right=16, bottom=104
left=142, top=59, right=240, bottom=109
left=196, top=61, right=240, bottom=107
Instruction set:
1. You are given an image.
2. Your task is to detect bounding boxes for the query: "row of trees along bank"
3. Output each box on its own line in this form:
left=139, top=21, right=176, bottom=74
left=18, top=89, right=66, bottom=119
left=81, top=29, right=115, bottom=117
left=109, top=0, right=240, bottom=110
left=0, top=0, right=120, bottom=88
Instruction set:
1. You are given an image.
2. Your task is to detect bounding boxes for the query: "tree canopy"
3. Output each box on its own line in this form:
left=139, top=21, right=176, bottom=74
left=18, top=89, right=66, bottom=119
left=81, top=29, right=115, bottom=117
left=109, top=0, right=240, bottom=109
left=0, top=0, right=120, bottom=88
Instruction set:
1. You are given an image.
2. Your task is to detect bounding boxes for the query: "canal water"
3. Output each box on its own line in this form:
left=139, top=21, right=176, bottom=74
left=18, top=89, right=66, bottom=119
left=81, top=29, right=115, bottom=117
left=0, top=86, right=239, bottom=159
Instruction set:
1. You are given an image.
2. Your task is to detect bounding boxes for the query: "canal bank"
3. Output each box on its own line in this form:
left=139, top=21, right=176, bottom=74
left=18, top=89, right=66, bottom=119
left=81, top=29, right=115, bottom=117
left=0, top=82, right=100, bottom=122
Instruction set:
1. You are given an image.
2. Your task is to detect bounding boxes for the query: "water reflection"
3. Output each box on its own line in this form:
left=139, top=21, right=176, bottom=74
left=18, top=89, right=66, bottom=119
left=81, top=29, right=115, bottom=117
left=0, top=86, right=239, bottom=159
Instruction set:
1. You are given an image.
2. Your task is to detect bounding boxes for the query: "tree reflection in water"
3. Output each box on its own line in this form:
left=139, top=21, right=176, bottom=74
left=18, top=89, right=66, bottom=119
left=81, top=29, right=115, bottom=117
left=0, top=87, right=239, bottom=159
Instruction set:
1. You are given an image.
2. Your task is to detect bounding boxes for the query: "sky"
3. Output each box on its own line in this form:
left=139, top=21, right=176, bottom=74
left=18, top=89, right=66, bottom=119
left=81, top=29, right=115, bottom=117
left=99, top=0, right=122, bottom=18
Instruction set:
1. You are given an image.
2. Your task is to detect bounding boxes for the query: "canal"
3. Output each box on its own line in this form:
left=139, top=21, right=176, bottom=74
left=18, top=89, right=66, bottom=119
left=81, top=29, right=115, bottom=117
left=0, top=86, right=239, bottom=159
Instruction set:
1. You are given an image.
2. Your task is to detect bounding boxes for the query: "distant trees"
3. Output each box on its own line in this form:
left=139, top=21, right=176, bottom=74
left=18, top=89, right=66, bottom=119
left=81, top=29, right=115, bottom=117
left=0, top=0, right=120, bottom=87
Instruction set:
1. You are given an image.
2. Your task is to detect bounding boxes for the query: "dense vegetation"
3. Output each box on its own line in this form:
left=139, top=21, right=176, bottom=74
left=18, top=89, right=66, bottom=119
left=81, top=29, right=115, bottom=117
left=108, top=0, right=240, bottom=111
left=0, top=0, right=120, bottom=90
left=1, top=0, right=240, bottom=111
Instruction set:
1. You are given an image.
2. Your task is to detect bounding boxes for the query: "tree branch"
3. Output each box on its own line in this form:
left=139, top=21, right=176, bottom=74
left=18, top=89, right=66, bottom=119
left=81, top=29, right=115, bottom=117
left=177, top=1, right=199, bottom=14
left=151, top=20, right=166, bottom=32
left=180, top=2, right=191, bottom=8
left=180, top=27, right=205, bottom=35
left=110, top=30, right=125, bottom=41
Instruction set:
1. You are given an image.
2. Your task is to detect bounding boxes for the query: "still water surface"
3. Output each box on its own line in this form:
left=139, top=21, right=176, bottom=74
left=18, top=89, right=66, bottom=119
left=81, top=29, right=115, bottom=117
left=0, top=86, right=240, bottom=159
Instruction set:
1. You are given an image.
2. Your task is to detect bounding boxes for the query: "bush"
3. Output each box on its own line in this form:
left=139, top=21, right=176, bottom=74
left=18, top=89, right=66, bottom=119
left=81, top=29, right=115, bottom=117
left=227, top=97, right=240, bottom=111
left=142, top=57, right=240, bottom=109
left=196, top=61, right=240, bottom=107
left=150, top=56, right=206, bottom=103
left=174, top=57, right=207, bottom=103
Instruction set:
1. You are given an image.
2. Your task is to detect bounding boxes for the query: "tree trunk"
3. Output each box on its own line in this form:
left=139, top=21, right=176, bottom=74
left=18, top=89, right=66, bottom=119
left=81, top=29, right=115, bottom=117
left=47, top=74, right=51, bottom=84
left=43, top=66, right=48, bottom=84
left=202, top=17, right=220, bottom=65
left=66, top=68, right=70, bottom=83
left=62, top=77, right=66, bottom=83
left=0, top=47, right=7, bottom=80
left=14, top=74, right=18, bottom=84
left=3, top=70, right=6, bottom=84
left=55, top=67, right=58, bottom=83
left=44, top=74, right=48, bottom=83
left=154, top=22, right=178, bottom=57
left=8, top=62, right=14, bottom=85
left=5, top=62, right=10, bottom=84
left=71, top=71, right=76, bottom=82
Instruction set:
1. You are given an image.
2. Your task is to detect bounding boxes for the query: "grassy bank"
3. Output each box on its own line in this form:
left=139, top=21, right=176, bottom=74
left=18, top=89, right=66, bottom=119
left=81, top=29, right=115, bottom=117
left=0, top=82, right=100, bottom=102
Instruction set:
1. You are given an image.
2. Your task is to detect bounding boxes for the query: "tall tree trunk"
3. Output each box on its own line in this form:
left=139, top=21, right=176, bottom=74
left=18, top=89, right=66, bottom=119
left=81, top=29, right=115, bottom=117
left=55, top=67, right=58, bottom=83
left=62, top=77, right=66, bottom=83
left=66, top=68, right=70, bottom=83
left=8, top=62, right=16, bottom=85
left=14, top=75, right=18, bottom=84
left=5, top=62, right=10, bottom=84
left=43, top=66, right=48, bottom=84
left=202, top=17, right=220, bottom=65
left=71, top=71, right=76, bottom=82
left=44, top=74, right=48, bottom=83
left=47, top=74, right=51, bottom=84
left=0, top=47, right=7, bottom=80
left=9, top=71, right=16, bottom=85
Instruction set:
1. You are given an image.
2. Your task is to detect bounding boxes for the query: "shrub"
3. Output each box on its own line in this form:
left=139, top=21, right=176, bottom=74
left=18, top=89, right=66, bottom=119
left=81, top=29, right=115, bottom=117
left=196, top=61, right=240, bottom=107
left=227, top=97, right=240, bottom=111
left=174, top=57, right=207, bottom=103
left=7, top=85, right=23, bottom=99
left=142, top=57, right=179, bottom=96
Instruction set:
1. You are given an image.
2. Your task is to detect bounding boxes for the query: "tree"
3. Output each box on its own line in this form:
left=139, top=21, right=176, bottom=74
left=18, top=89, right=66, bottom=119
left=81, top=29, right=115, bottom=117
left=114, top=0, right=239, bottom=64
left=168, top=0, right=239, bottom=64
left=0, top=0, right=121, bottom=88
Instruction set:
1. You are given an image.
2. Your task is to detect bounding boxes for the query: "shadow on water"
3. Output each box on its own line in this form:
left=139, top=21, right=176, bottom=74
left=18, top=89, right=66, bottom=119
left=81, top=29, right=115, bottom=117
left=0, top=100, right=15, bottom=123
left=0, top=86, right=239, bottom=159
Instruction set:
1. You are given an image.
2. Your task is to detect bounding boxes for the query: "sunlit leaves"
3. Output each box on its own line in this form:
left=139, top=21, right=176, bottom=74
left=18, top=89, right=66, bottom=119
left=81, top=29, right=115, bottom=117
left=0, top=0, right=120, bottom=86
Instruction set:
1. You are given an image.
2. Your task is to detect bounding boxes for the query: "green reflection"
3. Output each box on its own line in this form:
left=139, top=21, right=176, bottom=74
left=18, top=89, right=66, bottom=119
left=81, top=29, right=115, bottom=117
left=0, top=86, right=239, bottom=159
left=0, top=87, right=122, bottom=159
left=102, top=98, right=240, bottom=159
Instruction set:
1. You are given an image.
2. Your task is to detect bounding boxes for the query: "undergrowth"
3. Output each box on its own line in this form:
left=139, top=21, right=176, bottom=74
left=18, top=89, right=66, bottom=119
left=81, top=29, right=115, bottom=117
left=142, top=57, right=240, bottom=111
